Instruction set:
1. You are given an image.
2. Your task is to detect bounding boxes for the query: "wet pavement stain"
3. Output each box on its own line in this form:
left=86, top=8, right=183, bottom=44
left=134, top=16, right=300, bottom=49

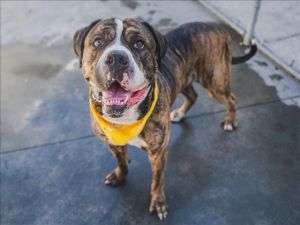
left=154, top=18, right=172, bottom=28
left=148, top=10, right=156, bottom=15
left=135, top=16, right=153, bottom=23
left=254, top=60, right=268, bottom=67
left=1, top=42, right=74, bottom=152
left=121, top=0, right=139, bottom=10
left=13, top=63, right=62, bottom=80
left=270, top=73, right=284, bottom=81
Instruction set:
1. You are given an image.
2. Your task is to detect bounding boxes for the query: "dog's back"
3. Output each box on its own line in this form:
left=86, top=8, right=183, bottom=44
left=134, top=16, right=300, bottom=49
left=161, top=22, right=238, bottom=130
left=161, top=22, right=232, bottom=104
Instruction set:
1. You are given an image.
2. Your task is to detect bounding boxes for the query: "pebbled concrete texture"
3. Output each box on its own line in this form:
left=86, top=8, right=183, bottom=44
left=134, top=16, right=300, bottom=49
left=1, top=1, right=300, bottom=225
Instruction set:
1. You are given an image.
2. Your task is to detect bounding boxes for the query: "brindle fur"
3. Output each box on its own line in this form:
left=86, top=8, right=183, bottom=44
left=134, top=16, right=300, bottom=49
left=164, top=22, right=238, bottom=128
left=74, top=19, right=253, bottom=220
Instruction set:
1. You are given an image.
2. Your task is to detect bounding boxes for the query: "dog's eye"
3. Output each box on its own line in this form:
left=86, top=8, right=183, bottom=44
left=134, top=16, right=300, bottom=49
left=93, top=38, right=104, bottom=47
left=133, top=40, right=145, bottom=50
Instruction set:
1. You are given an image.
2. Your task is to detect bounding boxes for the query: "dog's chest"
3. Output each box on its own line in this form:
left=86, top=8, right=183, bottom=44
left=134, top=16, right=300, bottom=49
left=128, top=136, right=148, bottom=149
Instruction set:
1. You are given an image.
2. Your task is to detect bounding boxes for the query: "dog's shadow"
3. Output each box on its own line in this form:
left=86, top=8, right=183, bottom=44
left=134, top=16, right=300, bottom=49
left=104, top=117, right=233, bottom=224
left=165, top=118, right=233, bottom=220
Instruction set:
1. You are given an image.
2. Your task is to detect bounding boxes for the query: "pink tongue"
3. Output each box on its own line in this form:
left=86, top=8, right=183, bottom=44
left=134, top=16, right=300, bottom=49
left=116, top=86, right=129, bottom=98
left=103, top=83, right=130, bottom=99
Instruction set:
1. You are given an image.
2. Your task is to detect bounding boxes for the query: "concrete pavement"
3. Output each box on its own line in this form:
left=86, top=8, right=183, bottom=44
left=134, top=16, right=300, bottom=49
left=202, top=0, right=300, bottom=77
left=1, top=1, right=300, bottom=225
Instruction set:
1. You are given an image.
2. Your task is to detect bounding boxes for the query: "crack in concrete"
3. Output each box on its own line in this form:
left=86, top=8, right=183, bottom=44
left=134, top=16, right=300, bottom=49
left=267, top=32, right=300, bottom=43
left=2, top=94, right=300, bottom=155
left=1, top=135, right=95, bottom=155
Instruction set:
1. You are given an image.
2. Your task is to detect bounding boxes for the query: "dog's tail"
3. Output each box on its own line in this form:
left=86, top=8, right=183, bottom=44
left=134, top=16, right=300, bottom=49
left=231, top=43, right=257, bottom=65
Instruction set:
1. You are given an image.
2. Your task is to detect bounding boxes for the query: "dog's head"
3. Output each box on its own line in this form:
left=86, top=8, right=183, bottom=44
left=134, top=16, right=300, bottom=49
left=73, top=18, right=167, bottom=123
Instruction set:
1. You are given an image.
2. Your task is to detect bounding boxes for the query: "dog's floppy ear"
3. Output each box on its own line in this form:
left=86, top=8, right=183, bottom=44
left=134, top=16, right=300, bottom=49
left=73, top=19, right=101, bottom=68
left=142, top=21, right=167, bottom=69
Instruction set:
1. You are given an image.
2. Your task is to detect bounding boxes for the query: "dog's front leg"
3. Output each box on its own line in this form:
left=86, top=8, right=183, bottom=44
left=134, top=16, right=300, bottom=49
left=104, top=145, right=128, bottom=186
left=147, top=135, right=169, bottom=220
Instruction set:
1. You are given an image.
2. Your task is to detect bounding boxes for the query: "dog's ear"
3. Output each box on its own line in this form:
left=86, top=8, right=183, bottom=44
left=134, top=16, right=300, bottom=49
left=142, top=21, right=167, bottom=69
left=73, top=19, right=101, bottom=68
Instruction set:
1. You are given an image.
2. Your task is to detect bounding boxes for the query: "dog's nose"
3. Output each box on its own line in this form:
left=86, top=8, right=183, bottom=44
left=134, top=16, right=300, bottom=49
left=105, top=50, right=129, bottom=71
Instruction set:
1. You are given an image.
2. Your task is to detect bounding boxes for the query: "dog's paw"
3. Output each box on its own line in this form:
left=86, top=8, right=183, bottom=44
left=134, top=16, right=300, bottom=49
left=221, top=120, right=238, bottom=132
left=149, top=196, right=168, bottom=220
left=170, top=109, right=185, bottom=122
left=104, top=170, right=126, bottom=186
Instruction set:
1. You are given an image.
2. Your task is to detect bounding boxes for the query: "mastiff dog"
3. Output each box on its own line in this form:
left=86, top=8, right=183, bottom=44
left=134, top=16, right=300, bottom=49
left=73, top=18, right=256, bottom=220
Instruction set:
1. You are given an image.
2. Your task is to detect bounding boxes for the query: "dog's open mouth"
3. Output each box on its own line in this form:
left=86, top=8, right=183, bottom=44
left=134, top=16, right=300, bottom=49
left=102, top=81, right=147, bottom=108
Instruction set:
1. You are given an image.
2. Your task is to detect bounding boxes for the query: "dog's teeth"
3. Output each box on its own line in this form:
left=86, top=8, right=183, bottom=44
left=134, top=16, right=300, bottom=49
left=104, top=98, right=128, bottom=105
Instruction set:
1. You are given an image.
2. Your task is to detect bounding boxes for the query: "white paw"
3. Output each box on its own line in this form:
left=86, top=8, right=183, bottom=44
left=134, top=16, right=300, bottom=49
left=223, top=123, right=233, bottom=131
left=158, top=210, right=168, bottom=220
left=170, top=109, right=185, bottom=122
left=222, top=120, right=238, bottom=132
left=149, top=197, right=168, bottom=220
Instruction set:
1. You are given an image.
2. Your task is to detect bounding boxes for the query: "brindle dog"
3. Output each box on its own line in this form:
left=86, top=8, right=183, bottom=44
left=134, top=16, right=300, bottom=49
left=73, top=18, right=257, bottom=220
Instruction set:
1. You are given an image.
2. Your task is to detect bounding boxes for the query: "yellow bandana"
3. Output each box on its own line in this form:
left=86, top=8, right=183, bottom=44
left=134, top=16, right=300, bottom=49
left=89, top=81, right=158, bottom=146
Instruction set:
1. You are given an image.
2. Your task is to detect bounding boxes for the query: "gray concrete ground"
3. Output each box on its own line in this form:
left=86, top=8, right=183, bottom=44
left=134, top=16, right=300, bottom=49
left=204, top=0, right=300, bottom=75
left=1, top=1, right=300, bottom=225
